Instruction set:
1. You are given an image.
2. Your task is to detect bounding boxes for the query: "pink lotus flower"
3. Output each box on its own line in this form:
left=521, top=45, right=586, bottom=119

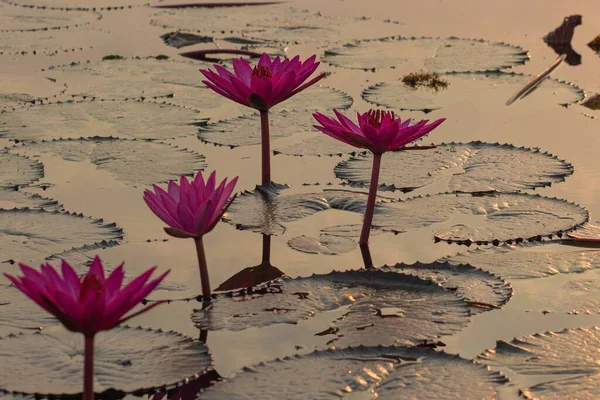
left=144, top=170, right=238, bottom=301
left=313, top=109, right=445, bottom=154
left=200, top=54, right=325, bottom=111
left=5, top=257, right=169, bottom=400
left=144, top=170, right=238, bottom=239
left=201, top=53, right=326, bottom=184
left=4, top=256, right=169, bottom=336
left=313, top=109, right=446, bottom=268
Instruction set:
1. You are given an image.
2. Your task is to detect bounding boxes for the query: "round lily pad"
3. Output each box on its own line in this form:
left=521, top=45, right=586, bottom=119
left=363, top=72, right=584, bottom=112
left=12, top=137, right=206, bottom=187
left=0, top=326, right=212, bottom=396
left=478, top=327, right=600, bottom=399
left=0, top=75, right=65, bottom=111
left=444, top=243, right=600, bottom=279
left=0, top=101, right=207, bottom=141
left=0, top=189, right=61, bottom=211
left=0, top=283, right=58, bottom=336
left=193, top=269, right=471, bottom=347
left=324, top=36, right=529, bottom=72
left=0, top=208, right=123, bottom=264
left=3, top=0, right=152, bottom=10
left=0, top=28, right=101, bottom=57
left=376, top=193, right=588, bottom=245
left=0, top=152, right=44, bottom=188
left=202, top=345, right=507, bottom=399
left=0, top=2, right=99, bottom=32
left=273, top=134, right=367, bottom=157
left=287, top=234, right=356, bottom=255
left=334, top=142, right=574, bottom=193
left=380, top=261, right=513, bottom=314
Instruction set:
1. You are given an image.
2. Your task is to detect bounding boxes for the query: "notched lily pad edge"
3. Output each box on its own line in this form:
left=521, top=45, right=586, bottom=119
left=333, top=140, right=575, bottom=193
left=0, top=4, right=102, bottom=33
left=0, top=83, right=68, bottom=111
left=0, top=152, right=45, bottom=189
left=323, top=35, right=530, bottom=72
left=0, top=325, right=217, bottom=399
left=1, top=0, right=150, bottom=11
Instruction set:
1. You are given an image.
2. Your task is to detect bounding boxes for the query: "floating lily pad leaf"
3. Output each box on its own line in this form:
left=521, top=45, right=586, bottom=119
left=0, top=326, right=212, bottom=396
left=223, top=183, right=329, bottom=235
left=0, top=283, right=57, bottom=336
left=14, top=137, right=206, bottom=186
left=0, top=208, right=123, bottom=264
left=0, top=101, right=206, bottom=141
left=0, top=189, right=61, bottom=211
left=321, top=224, right=384, bottom=239
left=478, top=327, right=600, bottom=398
left=0, top=75, right=64, bottom=111
left=3, top=0, right=152, bottom=10
left=445, top=243, right=600, bottom=279
left=380, top=261, right=512, bottom=314
left=0, top=28, right=102, bottom=57
left=334, top=142, right=573, bottom=193
left=374, top=193, right=587, bottom=245
left=199, top=110, right=314, bottom=148
left=288, top=234, right=356, bottom=255
left=274, top=134, right=366, bottom=157
left=324, top=36, right=528, bottom=72
left=0, top=3, right=99, bottom=32
left=194, top=270, right=471, bottom=347
left=202, top=345, right=507, bottom=400
left=363, top=72, right=584, bottom=112
left=0, top=152, right=43, bottom=188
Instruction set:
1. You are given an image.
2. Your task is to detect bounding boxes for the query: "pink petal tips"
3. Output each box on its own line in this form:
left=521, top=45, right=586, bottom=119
left=4, top=257, right=169, bottom=336
left=200, top=53, right=325, bottom=111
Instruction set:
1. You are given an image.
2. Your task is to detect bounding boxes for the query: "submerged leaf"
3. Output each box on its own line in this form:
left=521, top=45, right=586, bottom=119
left=0, top=326, right=212, bottom=396
left=381, top=261, right=512, bottom=314
left=12, top=137, right=206, bottom=186
left=0, top=208, right=123, bottom=264
left=193, top=270, right=471, bottom=347
left=0, top=101, right=207, bottom=141
left=288, top=234, right=356, bottom=255
left=324, top=36, right=528, bottom=72
left=363, top=72, right=584, bottom=112
left=478, top=327, right=600, bottom=398
left=334, top=142, right=573, bottom=193
left=202, top=346, right=507, bottom=399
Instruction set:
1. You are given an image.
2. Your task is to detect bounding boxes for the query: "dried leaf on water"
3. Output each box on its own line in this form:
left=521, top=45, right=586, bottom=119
left=334, top=142, right=573, bottom=193
left=201, top=345, right=507, bottom=399
left=324, top=36, right=528, bottom=72
left=0, top=326, right=212, bottom=396
left=12, top=137, right=206, bottom=187
left=543, top=15, right=582, bottom=66
left=193, top=269, right=471, bottom=347
left=478, top=327, right=600, bottom=399
left=0, top=101, right=207, bottom=141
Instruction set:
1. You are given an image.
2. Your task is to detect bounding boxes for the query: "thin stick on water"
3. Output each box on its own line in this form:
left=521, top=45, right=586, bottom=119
left=359, top=152, right=383, bottom=268
left=194, top=236, right=212, bottom=301
left=84, top=335, right=95, bottom=400
left=506, top=54, right=566, bottom=106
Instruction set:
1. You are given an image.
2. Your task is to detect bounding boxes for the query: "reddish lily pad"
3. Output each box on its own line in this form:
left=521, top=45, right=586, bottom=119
left=363, top=72, right=584, bottom=113
left=0, top=326, right=212, bottom=397
left=324, top=36, right=529, bottom=72
left=193, top=269, right=471, bottom=347
left=334, top=142, right=573, bottom=193
left=478, top=327, right=600, bottom=399
left=201, top=346, right=507, bottom=399
left=0, top=208, right=123, bottom=264
left=11, top=137, right=206, bottom=187
left=0, top=101, right=207, bottom=141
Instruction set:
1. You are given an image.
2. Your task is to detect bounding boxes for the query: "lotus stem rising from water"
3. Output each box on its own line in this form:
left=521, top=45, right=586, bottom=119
left=313, top=109, right=446, bottom=267
left=144, top=170, right=238, bottom=300
left=4, top=257, right=169, bottom=400
left=200, top=53, right=325, bottom=184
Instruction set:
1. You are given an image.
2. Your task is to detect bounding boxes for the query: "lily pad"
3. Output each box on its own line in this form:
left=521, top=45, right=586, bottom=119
left=0, top=75, right=65, bottom=111
left=0, top=101, right=207, bottom=141
left=202, top=345, right=507, bottom=399
left=0, top=283, right=58, bottom=336
left=380, top=261, right=513, bottom=314
left=3, top=0, right=152, bottom=10
left=375, top=193, right=588, bottom=245
left=0, top=189, right=61, bottom=211
left=193, top=270, right=471, bottom=347
left=334, top=142, right=573, bottom=193
left=0, top=326, right=212, bottom=396
left=288, top=234, right=356, bottom=255
left=273, top=134, right=367, bottom=157
left=0, top=2, right=99, bottom=32
left=478, top=327, right=600, bottom=399
left=445, top=243, right=600, bottom=279
left=324, top=36, right=528, bottom=72
left=363, top=72, right=584, bottom=112
left=12, top=137, right=206, bottom=187
left=567, top=223, right=600, bottom=242
left=0, top=208, right=123, bottom=264
left=0, top=28, right=101, bottom=57
left=0, top=152, right=44, bottom=188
